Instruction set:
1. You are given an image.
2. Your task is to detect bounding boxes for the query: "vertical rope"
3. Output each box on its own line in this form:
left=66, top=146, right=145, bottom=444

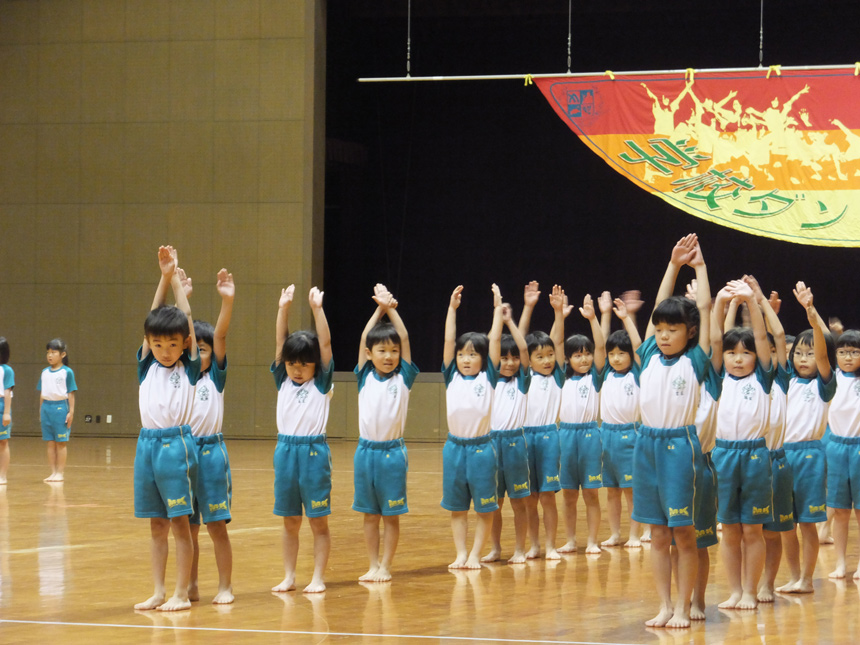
left=758, top=0, right=764, bottom=68
left=567, top=0, right=572, bottom=74
left=406, top=0, right=412, bottom=77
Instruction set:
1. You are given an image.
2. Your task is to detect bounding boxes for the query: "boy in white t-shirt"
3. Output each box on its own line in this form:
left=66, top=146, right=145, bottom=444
left=353, top=284, right=418, bottom=582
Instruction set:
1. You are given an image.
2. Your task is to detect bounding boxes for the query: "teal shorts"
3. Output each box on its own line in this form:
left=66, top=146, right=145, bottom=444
left=441, top=433, right=498, bottom=513
left=601, top=422, right=636, bottom=488
left=559, top=421, right=603, bottom=489
left=273, top=434, right=332, bottom=518
left=352, top=437, right=409, bottom=516
left=134, top=426, right=198, bottom=519
left=524, top=424, right=561, bottom=493
left=694, top=451, right=718, bottom=548
left=784, top=440, right=827, bottom=523
left=0, top=399, right=10, bottom=439
left=191, top=433, right=232, bottom=525
left=763, top=448, right=795, bottom=532
left=712, top=438, right=773, bottom=525
left=492, top=428, right=531, bottom=499
left=825, top=434, right=860, bottom=510
left=41, top=400, right=70, bottom=442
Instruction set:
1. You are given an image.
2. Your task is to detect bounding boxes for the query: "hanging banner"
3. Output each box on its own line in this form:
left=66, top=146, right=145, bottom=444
left=535, top=69, right=860, bottom=246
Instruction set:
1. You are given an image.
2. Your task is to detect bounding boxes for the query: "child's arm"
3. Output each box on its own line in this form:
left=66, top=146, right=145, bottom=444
left=518, top=281, right=540, bottom=337
left=549, top=285, right=569, bottom=367
left=727, top=280, right=771, bottom=367
left=358, top=291, right=385, bottom=371
left=581, top=294, right=606, bottom=371
left=443, top=286, right=463, bottom=368
left=711, top=285, right=733, bottom=371
left=794, top=281, right=832, bottom=381
left=275, top=285, right=295, bottom=364
left=66, top=391, right=75, bottom=428
left=619, top=289, right=644, bottom=332
left=687, top=239, right=711, bottom=353
left=142, top=246, right=178, bottom=359
left=504, top=304, right=529, bottom=368
left=746, top=275, right=787, bottom=368
left=170, top=253, right=197, bottom=360
left=489, top=284, right=504, bottom=368
left=212, top=269, right=234, bottom=369
left=376, top=283, right=412, bottom=364
left=309, top=287, right=332, bottom=370
left=613, top=297, right=642, bottom=354
left=598, top=291, right=613, bottom=344
left=645, top=234, right=698, bottom=339
left=723, top=294, right=740, bottom=333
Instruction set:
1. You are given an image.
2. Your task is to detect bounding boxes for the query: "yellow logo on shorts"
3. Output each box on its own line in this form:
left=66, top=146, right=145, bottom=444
left=806, top=455, right=813, bottom=459
left=622, top=435, right=629, bottom=439
left=203, top=450, right=210, bottom=456
left=753, top=505, right=771, bottom=516
left=310, top=450, right=318, bottom=456
left=388, top=498, right=405, bottom=508
left=167, top=496, right=187, bottom=508
left=513, top=482, right=529, bottom=492
left=750, top=454, right=759, bottom=460
left=809, top=504, right=826, bottom=514
left=668, top=506, right=689, bottom=517
left=480, top=495, right=497, bottom=506
left=208, top=501, right=228, bottom=512
left=778, top=463, right=785, bottom=469
left=696, top=527, right=715, bottom=538
left=163, top=443, right=170, bottom=448
left=588, top=474, right=602, bottom=483
left=311, top=499, right=328, bottom=509
left=667, top=445, right=675, bottom=450
left=624, top=474, right=633, bottom=482
left=780, top=513, right=794, bottom=523
left=546, top=475, right=559, bottom=483
left=58, top=433, right=68, bottom=439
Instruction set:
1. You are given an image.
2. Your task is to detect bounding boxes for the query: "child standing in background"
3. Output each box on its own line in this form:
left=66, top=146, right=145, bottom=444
left=0, top=338, right=13, bottom=485
left=39, top=338, right=77, bottom=483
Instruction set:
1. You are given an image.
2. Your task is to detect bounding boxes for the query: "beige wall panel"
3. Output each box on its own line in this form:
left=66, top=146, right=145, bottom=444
left=123, top=123, right=169, bottom=203
left=0, top=45, right=38, bottom=123
left=169, top=40, right=215, bottom=122
left=0, top=125, right=37, bottom=203
left=79, top=204, right=123, bottom=283
left=81, top=43, right=126, bottom=122
left=37, top=123, right=81, bottom=203
left=221, top=364, right=255, bottom=437
left=34, top=283, right=81, bottom=357
left=221, top=282, right=256, bottom=370
left=82, top=0, right=126, bottom=42
left=0, top=0, right=39, bottom=45
left=214, top=39, right=260, bottom=121
left=80, top=123, right=124, bottom=203
left=122, top=203, right=169, bottom=283
left=169, top=122, right=214, bottom=203
left=72, top=364, right=124, bottom=435
left=215, top=0, right=260, bottom=40
left=260, top=38, right=304, bottom=121
left=254, top=368, right=277, bottom=437
left=38, top=43, right=81, bottom=123
left=36, top=204, right=80, bottom=283
left=166, top=203, right=214, bottom=271
left=342, top=379, right=359, bottom=439
left=0, top=205, right=36, bottom=283
left=77, top=284, right=123, bottom=364
left=407, top=381, right=446, bottom=441
left=257, top=203, right=303, bottom=286
left=255, top=283, right=275, bottom=366
left=259, top=120, right=303, bottom=202
left=39, top=0, right=82, bottom=44
left=124, top=41, right=169, bottom=122
left=260, top=0, right=304, bottom=39
left=124, top=0, right=170, bottom=42
left=169, top=0, right=215, bottom=41
left=121, top=281, right=149, bottom=365
left=212, top=203, right=260, bottom=284
left=120, top=364, right=142, bottom=432
left=326, top=377, right=347, bottom=439
left=213, top=122, right=259, bottom=202
left=0, top=284, right=37, bottom=359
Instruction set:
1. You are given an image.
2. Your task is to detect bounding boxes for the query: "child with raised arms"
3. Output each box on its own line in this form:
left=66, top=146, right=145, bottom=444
left=710, top=279, right=774, bottom=610
left=556, top=291, right=606, bottom=555
left=134, top=246, right=200, bottom=612
left=776, top=281, right=835, bottom=594
left=441, top=284, right=503, bottom=569
left=0, top=338, right=13, bottom=485
left=633, top=233, right=711, bottom=628
left=824, top=328, right=860, bottom=579
left=177, top=267, right=235, bottom=605
left=482, top=298, right=531, bottom=564
left=519, top=282, right=566, bottom=559
left=271, top=284, right=333, bottom=594
left=598, top=295, right=644, bottom=548
left=39, top=338, right=77, bottom=483
left=354, top=283, right=417, bottom=582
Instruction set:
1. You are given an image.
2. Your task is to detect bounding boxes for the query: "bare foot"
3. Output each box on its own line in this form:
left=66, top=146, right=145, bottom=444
left=303, top=579, right=326, bottom=593
left=363, top=567, right=392, bottom=582
left=508, top=551, right=526, bottom=564
left=585, top=542, right=601, bottom=555
left=820, top=536, right=834, bottom=545
left=557, top=540, right=577, bottom=554
left=272, top=576, right=296, bottom=592
left=212, top=587, right=234, bottom=604
left=718, top=592, right=742, bottom=609
left=829, top=566, right=846, bottom=579
left=736, top=593, right=758, bottom=610
left=481, top=548, right=501, bottom=563
left=134, top=594, right=165, bottom=610
left=545, top=548, right=561, bottom=560
left=158, top=596, right=191, bottom=611
left=854, top=569, right=860, bottom=580
left=359, top=566, right=380, bottom=581
left=0, top=477, right=7, bottom=485
left=689, top=604, right=706, bottom=621
left=640, top=531, right=651, bottom=543
left=625, top=538, right=642, bottom=549
left=776, top=579, right=799, bottom=593
left=785, top=578, right=814, bottom=594
left=525, top=546, right=540, bottom=559
left=757, top=584, right=775, bottom=603
left=44, top=474, right=57, bottom=482
left=645, top=608, right=674, bottom=627
left=187, top=583, right=199, bottom=602
left=448, top=556, right=468, bottom=569
left=462, top=556, right=482, bottom=570
left=53, top=473, right=64, bottom=482
left=601, top=534, right=623, bottom=547
left=667, top=610, right=692, bottom=628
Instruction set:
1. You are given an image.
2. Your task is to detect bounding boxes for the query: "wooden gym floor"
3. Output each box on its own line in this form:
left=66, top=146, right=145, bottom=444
left=0, top=437, right=858, bottom=644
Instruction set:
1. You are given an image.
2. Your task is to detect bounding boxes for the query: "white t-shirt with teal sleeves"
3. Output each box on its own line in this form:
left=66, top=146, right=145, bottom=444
left=828, top=369, right=860, bottom=438
left=695, top=361, right=722, bottom=453
left=766, top=363, right=790, bottom=450
left=189, top=357, right=227, bottom=437
left=600, top=363, right=640, bottom=425
left=524, top=364, right=565, bottom=427
left=716, top=361, right=773, bottom=442
left=272, top=361, right=334, bottom=437
left=38, top=365, right=77, bottom=401
left=784, top=365, right=836, bottom=443
left=559, top=364, right=603, bottom=424
left=1, top=365, right=14, bottom=398
left=355, top=360, right=419, bottom=442
left=443, top=361, right=498, bottom=439
left=637, top=335, right=710, bottom=429
left=138, top=347, right=201, bottom=430
left=491, top=366, right=530, bottom=431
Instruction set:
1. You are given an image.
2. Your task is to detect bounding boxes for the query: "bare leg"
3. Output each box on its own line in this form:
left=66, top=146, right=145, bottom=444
left=157, top=515, right=193, bottom=611
left=558, top=488, right=579, bottom=553
left=718, top=523, right=743, bottom=609
left=55, top=443, right=67, bottom=481
left=817, top=508, right=834, bottom=544
left=206, top=520, right=233, bottom=603
left=524, top=493, right=541, bottom=558
left=758, top=529, right=782, bottom=602
left=793, top=521, right=818, bottom=593
left=602, top=487, right=623, bottom=547
left=738, top=523, right=764, bottom=609
left=829, top=508, right=851, bottom=579
left=665, top=525, right=697, bottom=628
left=854, top=510, right=860, bottom=580
left=188, top=523, right=201, bottom=601
left=360, top=513, right=382, bottom=580
left=450, top=511, right=470, bottom=568
left=45, top=441, right=58, bottom=481
left=304, top=516, right=329, bottom=593
left=690, top=547, right=709, bottom=620
left=273, top=515, right=301, bottom=592
left=0, top=439, right=9, bottom=484
left=582, top=488, right=601, bottom=554
left=375, top=515, right=400, bottom=581
left=624, top=489, right=642, bottom=548
left=540, top=491, right=559, bottom=559
left=482, top=500, right=503, bottom=563
left=644, top=525, right=675, bottom=627
left=135, top=517, right=170, bottom=610
left=465, top=511, right=493, bottom=569
left=508, top=496, right=528, bottom=564
left=776, top=525, right=801, bottom=592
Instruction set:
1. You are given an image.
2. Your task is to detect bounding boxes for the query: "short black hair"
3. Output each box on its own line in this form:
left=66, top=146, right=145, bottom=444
left=526, top=331, right=554, bottom=356
left=145, top=305, right=190, bottom=339
left=282, top=330, right=322, bottom=374
left=606, top=330, right=632, bottom=355
left=46, top=337, right=69, bottom=365
left=0, top=337, right=9, bottom=365
left=193, top=320, right=214, bottom=349
left=564, top=334, right=594, bottom=358
left=366, top=322, right=401, bottom=350
left=723, top=327, right=756, bottom=353
left=454, top=332, right=489, bottom=371
left=836, top=329, right=860, bottom=350
left=651, top=296, right=699, bottom=352
left=789, top=328, right=836, bottom=373
left=500, top=333, right=519, bottom=358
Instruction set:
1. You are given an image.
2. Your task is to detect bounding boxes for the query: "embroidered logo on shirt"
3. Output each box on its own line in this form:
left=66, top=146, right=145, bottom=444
left=853, top=380, right=860, bottom=398
left=672, top=376, right=687, bottom=397
left=387, top=382, right=398, bottom=398
left=296, top=389, right=308, bottom=404
left=169, top=372, right=181, bottom=389
left=506, top=387, right=516, bottom=400
left=539, top=379, right=550, bottom=392
left=54, top=374, right=65, bottom=388
left=742, top=383, right=755, bottom=401
left=474, top=383, right=486, bottom=398
left=578, top=383, right=589, bottom=399
left=197, top=384, right=210, bottom=402
left=802, top=388, right=815, bottom=403
left=624, top=383, right=634, bottom=396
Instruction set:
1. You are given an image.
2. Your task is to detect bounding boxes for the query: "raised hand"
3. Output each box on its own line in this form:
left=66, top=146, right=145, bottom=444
left=501, top=303, right=513, bottom=323
left=491, top=283, right=503, bottom=308
left=598, top=291, right=613, bottom=315
left=726, top=279, right=753, bottom=301
left=279, top=284, right=295, bottom=308
left=619, top=290, right=644, bottom=314
left=685, top=279, right=698, bottom=301
left=216, top=269, right=234, bottom=299
left=177, top=267, right=193, bottom=299
left=580, top=294, right=596, bottom=320
left=768, top=291, right=781, bottom=314
left=450, top=285, right=464, bottom=310
left=308, top=286, right=324, bottom=310
left=523, top=281, right=540, bottom=308
left=793, top=281, right=814, bottom=310
left=373, top=283, right=395, bottom=310
left=670, top=234, right=698, bottom=266
left=158, top=245, right=177, bottom=277
left=612, top=297, right=628, bottom=319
